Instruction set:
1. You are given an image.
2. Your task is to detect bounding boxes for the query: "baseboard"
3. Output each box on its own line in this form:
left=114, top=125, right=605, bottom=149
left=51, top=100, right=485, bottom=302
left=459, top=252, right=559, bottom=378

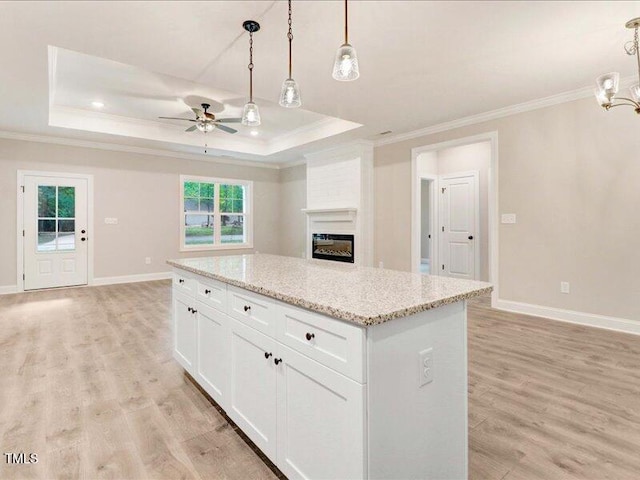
left=92, top=271, right=172, bottom=286
left=494, top=299, right=640, bottom=336
left=0, top=285, right=18, bottom=295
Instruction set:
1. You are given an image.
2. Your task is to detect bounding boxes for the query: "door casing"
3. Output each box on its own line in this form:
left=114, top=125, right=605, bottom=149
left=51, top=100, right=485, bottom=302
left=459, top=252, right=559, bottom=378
left=17, top=170, right=94, bottom=292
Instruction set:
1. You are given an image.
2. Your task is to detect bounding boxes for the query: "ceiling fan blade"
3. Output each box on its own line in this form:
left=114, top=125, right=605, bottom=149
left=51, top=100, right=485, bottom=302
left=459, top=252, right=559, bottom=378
left=186, top=125, right=198, bottom=132
left=159, top=117, right=197, bottom=122
left=215, top=124, right=237, bottom=134
left=215, top=118, right=242, bottom=123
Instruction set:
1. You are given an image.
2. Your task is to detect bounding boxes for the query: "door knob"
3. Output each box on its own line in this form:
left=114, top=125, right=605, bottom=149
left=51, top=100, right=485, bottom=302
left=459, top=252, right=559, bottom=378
left=81, top=229, right=86, bottom=234
left=81, top=237, right=86, bottom=241
left=468, top=236, right=474, bottom=240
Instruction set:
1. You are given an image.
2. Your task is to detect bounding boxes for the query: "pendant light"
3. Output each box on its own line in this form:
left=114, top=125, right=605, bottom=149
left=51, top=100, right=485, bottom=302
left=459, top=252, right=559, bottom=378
left=241, top=20, right=261, bottom=126
left=332, top=0, right=359, bottom=81
left=279, top=0, right=302, bottom=108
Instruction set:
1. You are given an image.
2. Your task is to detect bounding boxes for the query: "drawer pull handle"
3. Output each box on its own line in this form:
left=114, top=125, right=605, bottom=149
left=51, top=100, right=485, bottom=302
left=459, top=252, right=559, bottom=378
left=305, top=332, right=315, bottom=341
left=179, top=279, right=185, bottom=284
left=204, top=289, right=211, bottom=295
left=243, top=305, right=251, bottom=312
left=264, top=352, right=273, bottom=359
left=274, top=358, right=282, bottom=365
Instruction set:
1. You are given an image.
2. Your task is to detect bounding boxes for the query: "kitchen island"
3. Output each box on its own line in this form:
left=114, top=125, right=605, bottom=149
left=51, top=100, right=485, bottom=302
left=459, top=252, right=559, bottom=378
left=168, top=254, right=492, bottom=480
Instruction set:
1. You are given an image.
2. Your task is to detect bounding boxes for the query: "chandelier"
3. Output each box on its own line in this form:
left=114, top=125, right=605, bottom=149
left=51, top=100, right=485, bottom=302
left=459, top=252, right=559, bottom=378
left=595, top=18, right=640, bottom=114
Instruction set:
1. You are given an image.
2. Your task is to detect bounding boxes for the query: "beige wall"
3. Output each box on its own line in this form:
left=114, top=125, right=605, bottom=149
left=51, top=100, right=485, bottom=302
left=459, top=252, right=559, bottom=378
left=278, top=163, right=307, bottom=258
left=375, top=96, right=640, bottom=321
left=438, top=141, right=491, bottom=281
left=0, top=138, right=280, bottom=286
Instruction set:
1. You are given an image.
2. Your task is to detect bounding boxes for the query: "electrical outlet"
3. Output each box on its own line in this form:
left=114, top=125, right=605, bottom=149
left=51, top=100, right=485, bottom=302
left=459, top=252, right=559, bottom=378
left=419, top=348, right=434, bottom=387
left=104, top=217, right=118, bottom=225
left=560, top=281, right=570, bottom=294
left=501, top=213, right=516, bottom=224
left=145, top=257, right=151, bottom=265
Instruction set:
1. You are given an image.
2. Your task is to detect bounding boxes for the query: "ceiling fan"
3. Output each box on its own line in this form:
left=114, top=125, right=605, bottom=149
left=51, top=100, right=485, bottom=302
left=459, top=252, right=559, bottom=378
left=159, top=103, right=242, bottom=134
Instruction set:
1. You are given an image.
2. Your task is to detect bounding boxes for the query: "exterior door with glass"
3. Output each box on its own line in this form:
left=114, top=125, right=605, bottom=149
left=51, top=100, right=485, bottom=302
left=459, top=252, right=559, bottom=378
left=23, top=175, right=89, bottom=290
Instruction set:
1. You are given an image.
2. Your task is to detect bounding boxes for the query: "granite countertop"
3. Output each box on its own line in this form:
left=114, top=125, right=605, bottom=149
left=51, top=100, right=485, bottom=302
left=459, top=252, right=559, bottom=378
left=167, top=254, right=493, bottom=326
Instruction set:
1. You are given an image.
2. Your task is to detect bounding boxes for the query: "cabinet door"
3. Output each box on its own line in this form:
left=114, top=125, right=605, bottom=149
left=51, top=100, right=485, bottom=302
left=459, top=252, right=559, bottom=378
left=228, top=319, right=278, bottom=460
left=276, top=345, right=365, bottom=480
left=173, top=291, right=197, bottom=375
left=196, top=303, right=229, bottom=407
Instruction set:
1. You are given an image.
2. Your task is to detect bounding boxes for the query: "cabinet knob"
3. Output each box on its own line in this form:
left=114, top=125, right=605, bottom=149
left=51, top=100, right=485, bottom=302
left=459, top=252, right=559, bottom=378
left=191, top=309, right=197, bottom=314
left=274, top=358, right=282, bottom=365
left=264, top=352, right=273, bottom=359
left=468, top=235, right=474, bottom=240
left=243, top=305, right=251, bottom=312
left=187, top=307, right=192, bottom=313
left=179, top=279, right=185, bottom=284
left=305, top=332, right=315, bottom=341
left=204, top=289, right=211, bottom=295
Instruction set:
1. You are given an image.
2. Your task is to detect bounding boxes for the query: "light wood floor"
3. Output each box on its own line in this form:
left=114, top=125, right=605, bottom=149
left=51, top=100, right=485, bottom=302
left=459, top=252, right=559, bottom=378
left=1, top=281, right=640, bottom=479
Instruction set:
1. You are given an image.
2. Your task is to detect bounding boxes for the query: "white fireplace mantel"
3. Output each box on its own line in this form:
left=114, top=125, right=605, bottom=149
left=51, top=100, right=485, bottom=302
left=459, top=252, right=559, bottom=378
left=302, top=207, right=357, bottom=223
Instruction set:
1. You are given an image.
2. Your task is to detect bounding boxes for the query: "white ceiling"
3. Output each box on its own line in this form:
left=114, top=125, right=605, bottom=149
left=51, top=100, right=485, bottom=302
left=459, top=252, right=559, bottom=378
left=0, top=1, right=639, bottom=166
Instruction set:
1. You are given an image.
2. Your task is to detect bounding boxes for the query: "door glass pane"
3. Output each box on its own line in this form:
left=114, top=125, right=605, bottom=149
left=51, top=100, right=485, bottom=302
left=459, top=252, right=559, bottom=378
left=58, top=187, right=75, bottom=217
left=221, top=215, right=244, bottom=244
left=38, top=219, right=56, bottom=232
left=38, top=186, right=56, bottom=217
left=57, top=233, right=75, bottom=250
left=185, top=214, right=214, bottom=245
left=37, top=233, right=57, bottom=251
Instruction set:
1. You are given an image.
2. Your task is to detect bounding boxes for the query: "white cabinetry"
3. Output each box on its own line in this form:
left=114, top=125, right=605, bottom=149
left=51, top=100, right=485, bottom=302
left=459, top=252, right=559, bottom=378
left=228, top=319, right=278, bottom=459
left=276, top=344, right=365, bottom=480
left=173, top=290, right=197, bottom=375
left=171, top=268, right=468, bottom=480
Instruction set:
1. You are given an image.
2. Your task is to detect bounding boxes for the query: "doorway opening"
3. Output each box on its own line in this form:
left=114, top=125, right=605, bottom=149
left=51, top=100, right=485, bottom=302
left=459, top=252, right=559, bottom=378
left=17, top=171, right=94, bottom=291
left=411, top=133, right=497, bottom=290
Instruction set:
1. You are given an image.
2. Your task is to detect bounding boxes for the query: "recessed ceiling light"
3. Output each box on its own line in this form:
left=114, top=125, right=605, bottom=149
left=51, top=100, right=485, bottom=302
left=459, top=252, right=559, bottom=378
left=91, top=101, right=104, bottom=108
left=250, top=130, right=259, bottom=136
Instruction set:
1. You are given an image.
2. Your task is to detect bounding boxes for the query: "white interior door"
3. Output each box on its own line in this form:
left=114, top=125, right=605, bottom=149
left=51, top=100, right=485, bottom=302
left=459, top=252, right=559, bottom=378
left=23, top=175, right=89, bottom=290
left=439, top=172, right=478, bottom=280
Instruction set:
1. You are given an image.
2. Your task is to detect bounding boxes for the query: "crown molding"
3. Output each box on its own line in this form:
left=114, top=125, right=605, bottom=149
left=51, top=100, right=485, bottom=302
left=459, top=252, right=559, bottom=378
left=0, top=130, right=280, bottom=170
left=374, top=76, right=637, bottom=147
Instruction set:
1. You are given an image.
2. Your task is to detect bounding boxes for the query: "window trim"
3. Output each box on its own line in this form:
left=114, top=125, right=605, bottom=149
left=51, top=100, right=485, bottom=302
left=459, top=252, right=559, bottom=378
left=179, top=175, right=254, bottom=252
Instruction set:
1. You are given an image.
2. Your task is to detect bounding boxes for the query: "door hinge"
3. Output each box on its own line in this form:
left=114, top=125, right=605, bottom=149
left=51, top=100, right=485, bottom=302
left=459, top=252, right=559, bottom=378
left=441, top=187, right=446, bottom=194
left=20, top=185, right=24, bottom=193
left=22, top=230, right=25, bottom=237
left=441, top=226, right=444, bottom=232
left=22, top=273, right=25, bottom=280
left=442, top=264, right=445, bottom=270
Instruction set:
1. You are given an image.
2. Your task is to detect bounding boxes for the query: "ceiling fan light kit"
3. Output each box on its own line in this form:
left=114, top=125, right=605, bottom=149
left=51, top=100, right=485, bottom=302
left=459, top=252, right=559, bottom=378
left=242, top=20, right=262, bottom=127
left=332, top=0, right=359, bottom=81
left=595, top=17, right=640, bottom=114
left=279, top=0, right=302, bottom=108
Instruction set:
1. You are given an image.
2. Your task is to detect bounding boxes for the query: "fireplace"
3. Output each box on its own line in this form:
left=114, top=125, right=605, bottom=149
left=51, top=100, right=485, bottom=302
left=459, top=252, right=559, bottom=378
left=312, top=233, right=355, bottom=263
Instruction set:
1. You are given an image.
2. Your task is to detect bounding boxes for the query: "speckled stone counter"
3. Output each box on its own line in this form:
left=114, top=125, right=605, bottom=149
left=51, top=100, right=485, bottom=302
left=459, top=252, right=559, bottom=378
left=167, top=253, right=492, bottom=326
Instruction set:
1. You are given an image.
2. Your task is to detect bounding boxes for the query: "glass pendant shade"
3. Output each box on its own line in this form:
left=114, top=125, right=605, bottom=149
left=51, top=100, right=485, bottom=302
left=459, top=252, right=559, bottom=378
left=595, top=72, right=620, bottom=103
left=279, top=78, right=302, bottom=108
left=196, top=122, right=215, bottom=133
left=332, top=43, right=359, bottom=81
left=630, top=83, right=640, bottom=103
left=241, top=101, right=261, bottom=126
left=594, top=88, right=612, bottom=107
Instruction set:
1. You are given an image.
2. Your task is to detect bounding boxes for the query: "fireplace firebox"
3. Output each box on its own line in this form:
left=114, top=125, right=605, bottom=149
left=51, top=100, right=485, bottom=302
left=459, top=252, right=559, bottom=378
left=312, top=233, right=355, bottom=263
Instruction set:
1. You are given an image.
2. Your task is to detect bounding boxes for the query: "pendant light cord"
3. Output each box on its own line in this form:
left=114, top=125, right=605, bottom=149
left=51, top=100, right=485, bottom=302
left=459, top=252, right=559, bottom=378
left=287, top=0, right=293, bottom=78
left=248, top=31, right=254, bottom=102
left=344, top=0, right=348, bottom=44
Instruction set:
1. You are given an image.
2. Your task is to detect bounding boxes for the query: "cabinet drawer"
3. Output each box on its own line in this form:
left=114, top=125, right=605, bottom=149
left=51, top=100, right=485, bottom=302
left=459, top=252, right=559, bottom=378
left=173, top=271, right=196, bottom=297
left=276, top=304, right=366, bottom=383
left=196, top=277, right=227, bottom=313
left=228, top=286, right=276, bottom=337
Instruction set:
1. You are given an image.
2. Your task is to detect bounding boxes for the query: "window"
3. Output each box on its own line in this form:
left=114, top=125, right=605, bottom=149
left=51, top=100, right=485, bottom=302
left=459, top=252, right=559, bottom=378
left=180, top=175, right=253, bottom=251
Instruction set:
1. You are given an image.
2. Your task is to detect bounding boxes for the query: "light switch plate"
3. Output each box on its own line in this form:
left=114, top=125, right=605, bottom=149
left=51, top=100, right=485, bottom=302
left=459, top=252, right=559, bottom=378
left=501, top=213, right=516, bottom=224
